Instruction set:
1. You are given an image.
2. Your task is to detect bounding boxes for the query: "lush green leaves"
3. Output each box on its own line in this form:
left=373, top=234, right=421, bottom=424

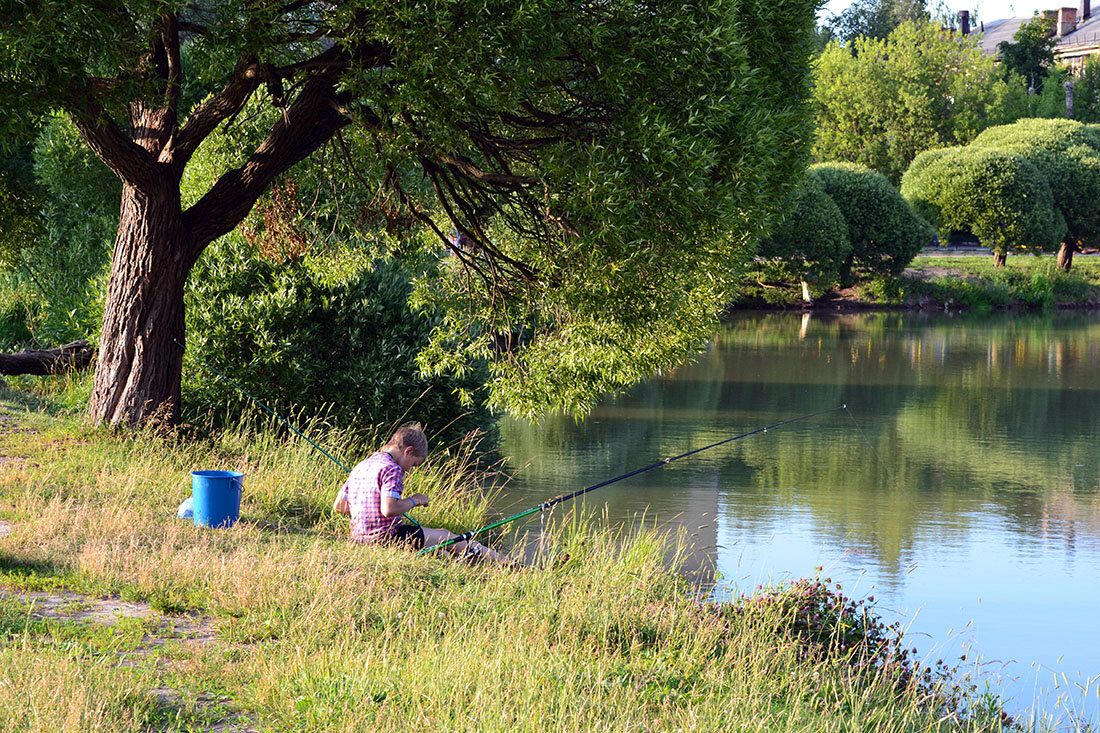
left=969, top=118, right=1100, bottom=249
left=813, top=20, right=1025, bottom=184
left=997, top=13, right=1058, bottom=93
left=901, top=147, right=1064, bottom=256
left=811, top=162, right=930, bottom=283
left=755, top=173, right=851, bottom=300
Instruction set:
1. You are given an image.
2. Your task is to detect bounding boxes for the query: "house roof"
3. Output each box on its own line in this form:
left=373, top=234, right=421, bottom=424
left=975, top=17, right=1030, bottom=56
left=974, top=12, right=1100, bottom=57
left=1057, top=11, right=1100, bottom=48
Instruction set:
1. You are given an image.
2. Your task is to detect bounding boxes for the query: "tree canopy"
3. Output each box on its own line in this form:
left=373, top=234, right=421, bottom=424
left=755, top=172, right=850, bottom=303
left=901, top=147, right=1064, bottom=265
left=997, top=13, right=1058, bottom=93
left=813, top=20, right=1024, bottom=184
left=825, top=0, right=929, bottom=45
left=811, top=162, right=929, bottom=283
left=0, top=0, right=820, bottom=424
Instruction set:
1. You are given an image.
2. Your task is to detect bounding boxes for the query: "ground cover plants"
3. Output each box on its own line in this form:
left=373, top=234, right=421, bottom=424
left=0, top=378, right=1030, bottom=731
left=856, top=255, right=1100, bottom=310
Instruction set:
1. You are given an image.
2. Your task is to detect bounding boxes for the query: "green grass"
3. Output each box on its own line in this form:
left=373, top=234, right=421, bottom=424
left=0, top=384, right=1069, bottom=731
left=857, top=255, right=1100, bottom=310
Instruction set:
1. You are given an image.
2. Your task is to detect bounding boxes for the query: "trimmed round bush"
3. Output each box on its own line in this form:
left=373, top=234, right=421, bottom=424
left=901, top=147, right=1064, bottom=260
left=970, top=118, right=1100, bottom=253
left=970, top=117, right=1100, bottom=154
left=756, top=173, right=851, bottom=301
left=810, top=163, right=930, bottom=283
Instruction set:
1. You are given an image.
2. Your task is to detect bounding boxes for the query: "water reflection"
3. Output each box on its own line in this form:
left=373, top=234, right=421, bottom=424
left=497, top=311, right=1100, bottom=718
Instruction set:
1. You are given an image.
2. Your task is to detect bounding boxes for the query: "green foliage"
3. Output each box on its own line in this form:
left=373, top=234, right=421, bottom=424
left=0, top=114, right=118, bottom=346
left=1069, top=57, right=1100, bottom=123
left=824, top=0, right=929, bottom=44
left=810, top=162, right=929, bottom=284
left=969, top=118, right=1100, bottom=250
left=1033, top=66, right=1072, bottom=118
left=813, top=20, right=1025, bottom=184
left=754, top=172, right=851, bottom=300
left=901, top=146, right=1064, bottom=257
left=184, top=239, right=492, bottom=447
left=997, top=13, right=1058, bottom=93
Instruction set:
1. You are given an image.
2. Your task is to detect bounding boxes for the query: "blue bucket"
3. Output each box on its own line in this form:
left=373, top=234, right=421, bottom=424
left=191, top=471, right=244, bottom=528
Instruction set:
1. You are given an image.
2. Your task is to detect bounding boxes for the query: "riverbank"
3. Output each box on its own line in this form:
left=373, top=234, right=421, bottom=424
left=0, top=381, right=1024, bottom=731
left=738, top=253, right=1100, bottom=312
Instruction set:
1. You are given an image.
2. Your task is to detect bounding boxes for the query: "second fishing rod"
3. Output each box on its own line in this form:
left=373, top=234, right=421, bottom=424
left=418, top=404, right=848, bottom=555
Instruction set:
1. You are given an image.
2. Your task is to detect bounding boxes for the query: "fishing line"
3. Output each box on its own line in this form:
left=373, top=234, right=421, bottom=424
left=174, top=338, right=420, bottom=527
left=418, top=404, right=848, bottom=555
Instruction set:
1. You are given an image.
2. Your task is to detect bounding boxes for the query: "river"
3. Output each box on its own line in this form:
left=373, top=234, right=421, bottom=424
left=495, top=311, right=1100, bottom=722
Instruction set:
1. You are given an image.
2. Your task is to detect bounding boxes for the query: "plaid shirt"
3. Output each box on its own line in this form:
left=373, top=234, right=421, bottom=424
left=345, top=452, right=405, bottom=541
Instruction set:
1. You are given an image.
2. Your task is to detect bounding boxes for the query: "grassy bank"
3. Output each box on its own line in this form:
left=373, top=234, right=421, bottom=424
left=0, top=380, right=1031, bottom=731
left=742, top=254, right=1100, bottom=311
left=855, top=256, right=1100, bottom=310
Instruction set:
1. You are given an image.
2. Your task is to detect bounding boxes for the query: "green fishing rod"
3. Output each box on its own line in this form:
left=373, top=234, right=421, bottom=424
left=419, top=404, right=847, bottom=555
left=175, top=339, right=420, bottom=527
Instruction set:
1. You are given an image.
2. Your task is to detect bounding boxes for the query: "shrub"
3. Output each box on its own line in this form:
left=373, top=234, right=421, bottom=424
left=755, top=173, right=851, bottom=302
left=810, top=162, right=930, bottom=284
left=969, top=118, right=1100, bottom=260
left=184, top=237, right=493, bottom=447
left=901, top=147, right=1064, bottom=263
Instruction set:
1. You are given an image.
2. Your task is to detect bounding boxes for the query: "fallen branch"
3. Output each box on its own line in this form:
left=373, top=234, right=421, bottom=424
left=0, top=341, right=95, bottom=376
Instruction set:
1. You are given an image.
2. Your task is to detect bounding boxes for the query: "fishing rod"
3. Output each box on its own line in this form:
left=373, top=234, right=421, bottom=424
left=418, top=404, right=846, bottom=555
left=174, top=338, right=420, bottom=527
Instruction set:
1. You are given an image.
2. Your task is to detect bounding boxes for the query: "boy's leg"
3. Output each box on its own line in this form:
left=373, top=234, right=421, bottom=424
left=420, top=527, right=515, bottom=565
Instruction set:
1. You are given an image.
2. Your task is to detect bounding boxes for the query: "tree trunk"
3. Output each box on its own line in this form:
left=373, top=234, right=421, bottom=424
left=89, top=183, right=194, bottom=427
left=0, top=341, right=94, bottom=376
left=1057, top=241, right=1076, bottom=272
left=993, top=250, right=1007, bottom=267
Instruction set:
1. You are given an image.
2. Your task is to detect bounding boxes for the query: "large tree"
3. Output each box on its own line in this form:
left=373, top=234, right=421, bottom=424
left=997, top=13, right=1058, bottom=94
left=0, top=0, right=818, bottom=425
left=814, top=20, right=1024, bottom=184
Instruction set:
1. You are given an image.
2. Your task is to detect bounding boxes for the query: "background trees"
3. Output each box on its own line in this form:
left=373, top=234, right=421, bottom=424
left=824, top=0, right=930, bottom=45
left=997, top=13, right=1058, bottom=94
left=754, top=173, right=850, bottom=303
left=813, top=20, right=1024, bottom=184
left=901, top=147, right=1063, bottom=266
left=0, top=0, right=820, bottom=425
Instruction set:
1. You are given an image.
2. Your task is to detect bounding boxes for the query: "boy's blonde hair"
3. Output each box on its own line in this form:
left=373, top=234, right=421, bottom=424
left=385, top=422, right=429, bottom=457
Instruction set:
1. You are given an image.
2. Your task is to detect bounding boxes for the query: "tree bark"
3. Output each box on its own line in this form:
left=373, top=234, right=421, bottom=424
left=993, top=250, right=1007, bottom=267
left=0, top=341, right=94, bottom=376
left=1057, top=241, right=1076, bottom=272
left=88, top=182, right=194, bottom=427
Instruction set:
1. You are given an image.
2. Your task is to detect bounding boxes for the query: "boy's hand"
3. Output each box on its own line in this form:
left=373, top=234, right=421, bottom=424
left=410, top=493, right=430, bottom=508
left=333, top=494, right=350, bottom=516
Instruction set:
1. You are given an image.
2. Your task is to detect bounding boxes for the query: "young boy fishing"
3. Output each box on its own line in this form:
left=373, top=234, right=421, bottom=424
left=333, top=423, right=513, bottom=564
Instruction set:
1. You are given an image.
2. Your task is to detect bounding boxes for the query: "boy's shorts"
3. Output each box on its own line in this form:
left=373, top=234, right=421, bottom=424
left=378, top=523, right=425, bottom=550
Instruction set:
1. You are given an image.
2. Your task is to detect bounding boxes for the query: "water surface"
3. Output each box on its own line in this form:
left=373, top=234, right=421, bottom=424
left=496, top=311, right=1100, bottom=720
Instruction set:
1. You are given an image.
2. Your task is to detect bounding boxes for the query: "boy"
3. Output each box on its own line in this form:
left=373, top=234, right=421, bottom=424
left=334, top=423, right=512, bottom=563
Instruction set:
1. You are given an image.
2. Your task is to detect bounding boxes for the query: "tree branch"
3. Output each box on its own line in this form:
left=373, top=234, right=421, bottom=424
left=182, top=62, right=360, bottom=252
left=172, top=56, right=265, bottom=169
left=65, top=88, right=157, bottom=191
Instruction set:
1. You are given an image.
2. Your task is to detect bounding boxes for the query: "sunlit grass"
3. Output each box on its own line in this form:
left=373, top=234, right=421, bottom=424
left=0, top=386, right=1054, bottom=730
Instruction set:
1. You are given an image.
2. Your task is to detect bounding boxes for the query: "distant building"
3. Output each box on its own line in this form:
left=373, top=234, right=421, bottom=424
left=974, top=3, right=1100, bottom=73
